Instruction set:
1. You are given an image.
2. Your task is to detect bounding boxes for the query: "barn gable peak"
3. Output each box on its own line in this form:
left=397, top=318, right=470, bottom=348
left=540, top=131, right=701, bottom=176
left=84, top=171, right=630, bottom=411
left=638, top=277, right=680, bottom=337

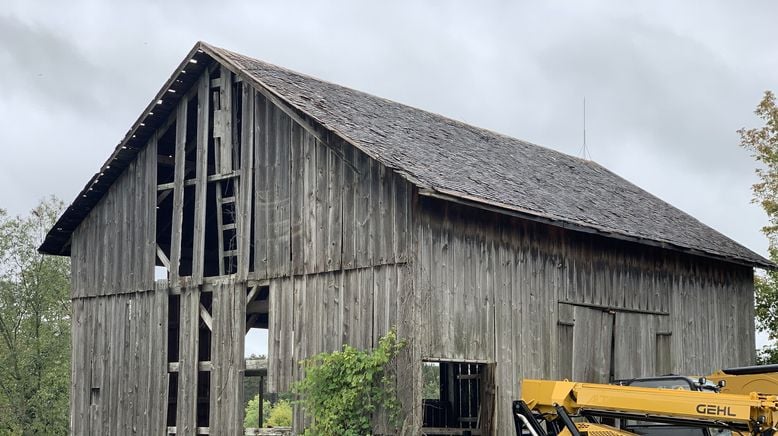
left=39, top=41, right=773, bottom=269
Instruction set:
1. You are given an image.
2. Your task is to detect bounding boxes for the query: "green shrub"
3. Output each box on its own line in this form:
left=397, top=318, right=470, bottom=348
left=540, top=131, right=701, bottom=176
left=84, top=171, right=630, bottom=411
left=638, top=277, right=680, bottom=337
left=244, top=397, right=293, bottom=428
left=265, top=400, right=293, bottom=427
left=293, top=329, right=406, bottom=436
left=243, top=396, right=270, bottom=428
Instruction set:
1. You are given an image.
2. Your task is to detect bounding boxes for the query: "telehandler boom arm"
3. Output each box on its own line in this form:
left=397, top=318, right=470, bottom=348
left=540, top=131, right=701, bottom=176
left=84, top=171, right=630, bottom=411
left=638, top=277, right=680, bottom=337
left=515, top=379, right=778, bottom=436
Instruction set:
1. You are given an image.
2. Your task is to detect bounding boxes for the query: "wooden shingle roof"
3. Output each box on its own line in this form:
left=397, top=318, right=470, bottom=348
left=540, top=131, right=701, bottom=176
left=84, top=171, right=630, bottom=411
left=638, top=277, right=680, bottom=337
left=40, top=42, right=773, bottom=269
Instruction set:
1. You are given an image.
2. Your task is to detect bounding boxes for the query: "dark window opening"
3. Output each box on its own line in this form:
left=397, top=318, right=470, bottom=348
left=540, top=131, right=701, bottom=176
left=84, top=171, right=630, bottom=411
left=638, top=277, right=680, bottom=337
left=422, top=361, right=491, bottom=434
left=166, top=372, right=178, bottom=428
left=196, top=371, right=210, bottom=428
left=198, top=292, right=213, bottom=362
left=157, top=123, right=177, bottom=185
left=166, top=294, right=181, bottom=428
left=184, top=94, right=199, bottom=180
left=176, top=185, right=196, bottom=277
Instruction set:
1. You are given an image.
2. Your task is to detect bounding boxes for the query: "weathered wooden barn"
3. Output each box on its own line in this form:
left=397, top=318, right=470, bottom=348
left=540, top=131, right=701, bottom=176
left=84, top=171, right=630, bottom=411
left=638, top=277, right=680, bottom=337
left=41, top=42, right=772, bottom=435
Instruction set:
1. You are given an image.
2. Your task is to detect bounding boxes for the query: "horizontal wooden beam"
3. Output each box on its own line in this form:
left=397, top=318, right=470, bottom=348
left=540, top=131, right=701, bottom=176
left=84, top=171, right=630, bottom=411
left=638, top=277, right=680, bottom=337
left=168, top=361, right=213, bottom=372
left=157, top=170, right=240, bottom=191
left=245, top=358, right=267, bottom=371
left=558, top=300, right=669, bottom=316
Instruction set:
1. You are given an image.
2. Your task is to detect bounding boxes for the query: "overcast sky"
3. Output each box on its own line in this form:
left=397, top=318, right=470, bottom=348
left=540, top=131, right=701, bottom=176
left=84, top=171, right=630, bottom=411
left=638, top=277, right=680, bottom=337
left=2, top=1, right=777, bottom=352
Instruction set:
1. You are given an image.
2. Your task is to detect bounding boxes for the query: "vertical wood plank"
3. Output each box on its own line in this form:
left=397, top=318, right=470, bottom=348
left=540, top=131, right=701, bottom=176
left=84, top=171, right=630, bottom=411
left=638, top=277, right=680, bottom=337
left=314, top=138, right=328, bottom=273
left=354, top=150, right=370, bottom=268
left=302, top=131, right=317, bottom=273
left=209, top=280, right=247, bottom=433
left=192, top=75, right=210, bottom=283
left=176, top=285, right=199, bottom=434
left=341, top=142, right=357, bottom=269
left=145, top=141, right=158, bottom=291
left=270, top=109, right=291, bottom=277
left=290, top=123, right=305, bottom=274
left=218, top=67, right=233, bottom=173
left=326, top=140, right=343, bottom=270
left=237, top=85, right=254, bottom=280
left=253, top=93, right=269, bottom=279
left=169, top=101, right=188, bottom=281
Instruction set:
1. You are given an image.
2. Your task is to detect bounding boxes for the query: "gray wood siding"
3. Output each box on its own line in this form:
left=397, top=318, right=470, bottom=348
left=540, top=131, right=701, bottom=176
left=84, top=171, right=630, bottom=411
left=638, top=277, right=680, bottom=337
left=267, top=263, right=411, bottom=394
left=670, top=264, right=755, bottom=374
left=70, top=143, right=156, bottom=298
left=251, top=93, right=411, bottom=280
left=413, top=197, right=755, bottom=434
left=209, top=279, right=247, bottom=434
left=70, top=288, right=168, bottom=435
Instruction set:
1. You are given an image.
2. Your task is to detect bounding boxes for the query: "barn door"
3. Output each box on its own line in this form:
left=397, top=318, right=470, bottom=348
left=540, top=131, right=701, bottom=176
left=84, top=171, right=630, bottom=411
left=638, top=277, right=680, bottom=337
left=558, top=304, right=672, bottom=383
left=612, top=312, right=671, bottom=380
left=558, top=304, right=614, bottom=383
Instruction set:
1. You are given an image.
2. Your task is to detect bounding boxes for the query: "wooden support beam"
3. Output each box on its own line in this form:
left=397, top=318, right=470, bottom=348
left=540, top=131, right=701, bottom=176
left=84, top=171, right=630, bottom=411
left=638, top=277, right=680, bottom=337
left=216, top=67, right=233, bottom=173
left=236, top=84, right=255, bottom=280
left=169, top=100, right=188, bottom=281
left=192, top=74, right=210, bottom=282
left=157, top=171, right=240, bottom=192
left=199, top=303, right=213, bottom=331
left=168, top=361, right=213, bottom=372
left=156, top=245, right=170, bottom=270
left=245, top=285, right=260, bottom=304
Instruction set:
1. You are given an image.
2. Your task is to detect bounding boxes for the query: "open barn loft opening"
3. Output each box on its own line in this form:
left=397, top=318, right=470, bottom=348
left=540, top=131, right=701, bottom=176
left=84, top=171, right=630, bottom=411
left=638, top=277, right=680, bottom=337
left=154, top=66, right=248, bottom=281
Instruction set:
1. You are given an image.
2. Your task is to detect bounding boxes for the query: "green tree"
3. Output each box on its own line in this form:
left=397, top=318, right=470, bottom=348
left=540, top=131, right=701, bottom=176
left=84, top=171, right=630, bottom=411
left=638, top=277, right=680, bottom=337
left=293, top=329, right=406, bottom=436
left=739, top=91, right=778, bottom=364
left=0, top=198, right=70, bottom=434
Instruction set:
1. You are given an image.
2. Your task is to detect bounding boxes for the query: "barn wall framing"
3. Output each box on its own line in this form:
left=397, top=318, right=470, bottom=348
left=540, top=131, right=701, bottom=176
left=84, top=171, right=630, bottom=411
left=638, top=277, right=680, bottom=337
left=69, top=62, right=415, bottom=435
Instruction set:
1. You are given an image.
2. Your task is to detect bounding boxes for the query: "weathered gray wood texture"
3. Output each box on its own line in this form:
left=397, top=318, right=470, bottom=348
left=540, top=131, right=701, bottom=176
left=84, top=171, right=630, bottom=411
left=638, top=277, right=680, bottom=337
left=266, top=264, right=410, bottom=390
left=413, top=197, right=755, bottom=434
left=261, top=263, right=412, bottom=432
left=70, top=142, right=156, bottom=298
left=251, top=92, right=411, bottom=280
left=70, top=288, right=168, bottom=435
left=209, top=279, right=247, bottom=434
left=175, top=284, right=200, bottom=434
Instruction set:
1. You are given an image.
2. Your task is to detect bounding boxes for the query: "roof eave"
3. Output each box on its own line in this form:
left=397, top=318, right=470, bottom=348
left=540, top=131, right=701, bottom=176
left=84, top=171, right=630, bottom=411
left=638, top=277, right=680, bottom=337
left=38, top=42, right=215, bottom=256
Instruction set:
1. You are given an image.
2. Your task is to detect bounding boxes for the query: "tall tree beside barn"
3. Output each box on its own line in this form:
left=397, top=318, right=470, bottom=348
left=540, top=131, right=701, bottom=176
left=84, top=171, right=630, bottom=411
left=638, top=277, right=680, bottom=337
left=0, top=198, right=70, bottom=433
left=739, top=90, right=778, bottom=364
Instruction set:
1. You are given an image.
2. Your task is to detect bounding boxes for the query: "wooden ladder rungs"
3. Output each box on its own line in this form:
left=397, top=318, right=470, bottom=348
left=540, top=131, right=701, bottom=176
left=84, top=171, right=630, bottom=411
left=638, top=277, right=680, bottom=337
left=221, top=223, right=236, bottom=231
left=223, top=249, right=238, bottom=257
left=220, top=196, right=236, bottom=204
